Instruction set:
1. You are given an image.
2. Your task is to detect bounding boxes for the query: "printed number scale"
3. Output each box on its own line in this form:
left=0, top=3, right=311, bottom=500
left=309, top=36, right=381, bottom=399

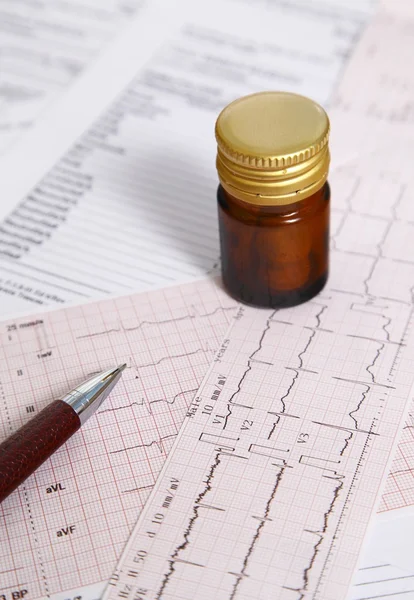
left=104, top=297, right=412, bottom=600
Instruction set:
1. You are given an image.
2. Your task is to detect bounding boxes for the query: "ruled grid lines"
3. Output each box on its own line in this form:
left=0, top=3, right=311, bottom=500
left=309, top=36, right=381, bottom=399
left=329, top=151, right=414, bottom=513
left=102, top=144, right=414, bottom=600
left=0, top=279, right=237, bottom=599
left=2, top=3, right=414, bottom=599
left=104, top=284, right=414, bottom=600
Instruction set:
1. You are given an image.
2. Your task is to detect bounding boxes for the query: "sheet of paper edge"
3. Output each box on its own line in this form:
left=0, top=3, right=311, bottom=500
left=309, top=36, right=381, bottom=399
left=345, top=381, right=414, bottom=597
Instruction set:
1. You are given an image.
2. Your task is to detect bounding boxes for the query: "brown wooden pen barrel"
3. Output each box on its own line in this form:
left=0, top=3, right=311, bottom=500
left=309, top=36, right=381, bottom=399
left=0, top=400, right=81, bottom=503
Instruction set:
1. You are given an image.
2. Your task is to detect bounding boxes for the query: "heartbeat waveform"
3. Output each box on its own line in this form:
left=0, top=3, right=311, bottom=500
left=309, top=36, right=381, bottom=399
left=313, top=303, right=327, bottom=328
left=150, top=388, right=198, bottom=408
left=226, top=309, right=277, bottom=411
left=330, top=165, right=409, bottom=306
left=122, top=483, right=154, bottom=495
left=75, top=306, right=234, bottom=340
left=279, top=304, right=326, bottom=410
left=279, top=368, right=299, bottom=414
left=286, top=476, right=344, bottom=599
left=229, top=466, right=286, bottom=599
left=339, top=430, right=354, bottom=456
left=348, top=382, right=370, bottom=431
left=155, top=311, right=327, bottom=599
left=130, top=346, right=212, bottom=372
left=381, top=315, right=392, bottom=342
left=351, top=302, right=392, bottom=342
left=366, top=342, right=384, bottom=383
left=98, top=387, right=197, bottom=417
left=314, top=418, right=377, bottom=596
left=267, top=420, right=278, bottom=440
left=109, top=434, right=177, bottom=456
left=328, top=343, right=382, bottom=452
left=98, top=399, right=145, bottom=415
left=363, top=182, right=405, bottom=298
left=156, top=453, right=222, bottom=599
left=268, top=305, right=325, bottom=439
left=341, top=300, right=395, bottom=432
left=222, top=403, right=233, bottom=430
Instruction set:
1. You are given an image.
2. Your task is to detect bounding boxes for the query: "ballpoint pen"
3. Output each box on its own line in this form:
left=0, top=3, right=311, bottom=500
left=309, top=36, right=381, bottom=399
left=0, top=364, right=126, bottom=503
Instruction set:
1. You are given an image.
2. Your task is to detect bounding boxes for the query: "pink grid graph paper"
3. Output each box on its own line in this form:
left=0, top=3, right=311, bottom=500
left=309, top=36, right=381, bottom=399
left=0, top=278, right=236, bottom=599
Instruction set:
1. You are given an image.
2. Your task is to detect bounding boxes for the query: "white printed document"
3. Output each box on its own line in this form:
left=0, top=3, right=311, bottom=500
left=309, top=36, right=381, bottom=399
left=0, top=0, right=377, bottom=313
left=0, top=0, right=145, bottom=155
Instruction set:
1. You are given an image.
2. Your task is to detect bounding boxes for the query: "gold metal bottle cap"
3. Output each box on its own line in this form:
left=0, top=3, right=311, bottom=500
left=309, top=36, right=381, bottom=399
left=215, top=91, right=330, bottom=205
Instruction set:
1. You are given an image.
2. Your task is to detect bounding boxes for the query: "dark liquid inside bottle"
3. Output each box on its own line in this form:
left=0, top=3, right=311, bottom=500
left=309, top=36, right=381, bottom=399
left=217, top=182, right=330, bottom=308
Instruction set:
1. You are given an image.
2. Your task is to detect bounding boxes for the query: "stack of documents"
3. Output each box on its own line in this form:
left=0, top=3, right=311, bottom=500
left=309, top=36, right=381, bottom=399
left=1, top=0, right=414, bottom=598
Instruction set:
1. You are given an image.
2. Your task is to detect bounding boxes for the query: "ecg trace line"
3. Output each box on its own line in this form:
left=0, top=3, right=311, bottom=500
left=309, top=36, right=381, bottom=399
left=227, top=310, right=277, bottom=410
left=109, top=434, right=177, bottom=456
left=285, top=477, right=344, bottom=600
left=158, top=306, right=361, bottom=599
left=267, top=304, right=325, bottom=441
left=108, top=278, right=412, bottom=600
left=314, top=418, right=378, bottom=597
left=98, top=388, right=198, bottom=416
left=75, top=306, right=234, bottom=340
left=155, top=452, right=223, bottom=599
left=229, top=466, right=286, bottom=600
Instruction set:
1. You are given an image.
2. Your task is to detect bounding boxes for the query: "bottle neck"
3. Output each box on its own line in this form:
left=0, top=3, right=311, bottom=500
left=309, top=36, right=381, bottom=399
left=218, top=182, right=329, bottom=222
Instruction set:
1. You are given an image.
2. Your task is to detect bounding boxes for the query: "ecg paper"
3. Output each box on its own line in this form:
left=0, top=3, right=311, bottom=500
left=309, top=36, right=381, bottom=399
left=0, top=0, right=145, bottom=155
left=1, top=0, right=414, bottom=595
left=4, top=114, right=414, bottom=600
left=0, top=0, right=377, bottom=313
left=0, top=278, right=236, bottom=600
left=0, top=272, right=412, bottom=600
left=104, top=287, right=414, bottom=600
left=329, top=142, right=414, bottom=517
left=96, top=134, right=414, bottom=599
left=333, top=2, right=414, bottom=130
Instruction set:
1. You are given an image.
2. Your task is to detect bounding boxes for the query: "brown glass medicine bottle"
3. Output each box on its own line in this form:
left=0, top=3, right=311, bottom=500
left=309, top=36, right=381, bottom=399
left=215, top=91, right=330, bottom=308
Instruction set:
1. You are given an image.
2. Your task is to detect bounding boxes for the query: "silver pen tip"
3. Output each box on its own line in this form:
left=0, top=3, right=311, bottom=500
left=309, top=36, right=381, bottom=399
left=103, top=364, right=127, bottom=380
left=63, top=364, right=127, bottom=425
